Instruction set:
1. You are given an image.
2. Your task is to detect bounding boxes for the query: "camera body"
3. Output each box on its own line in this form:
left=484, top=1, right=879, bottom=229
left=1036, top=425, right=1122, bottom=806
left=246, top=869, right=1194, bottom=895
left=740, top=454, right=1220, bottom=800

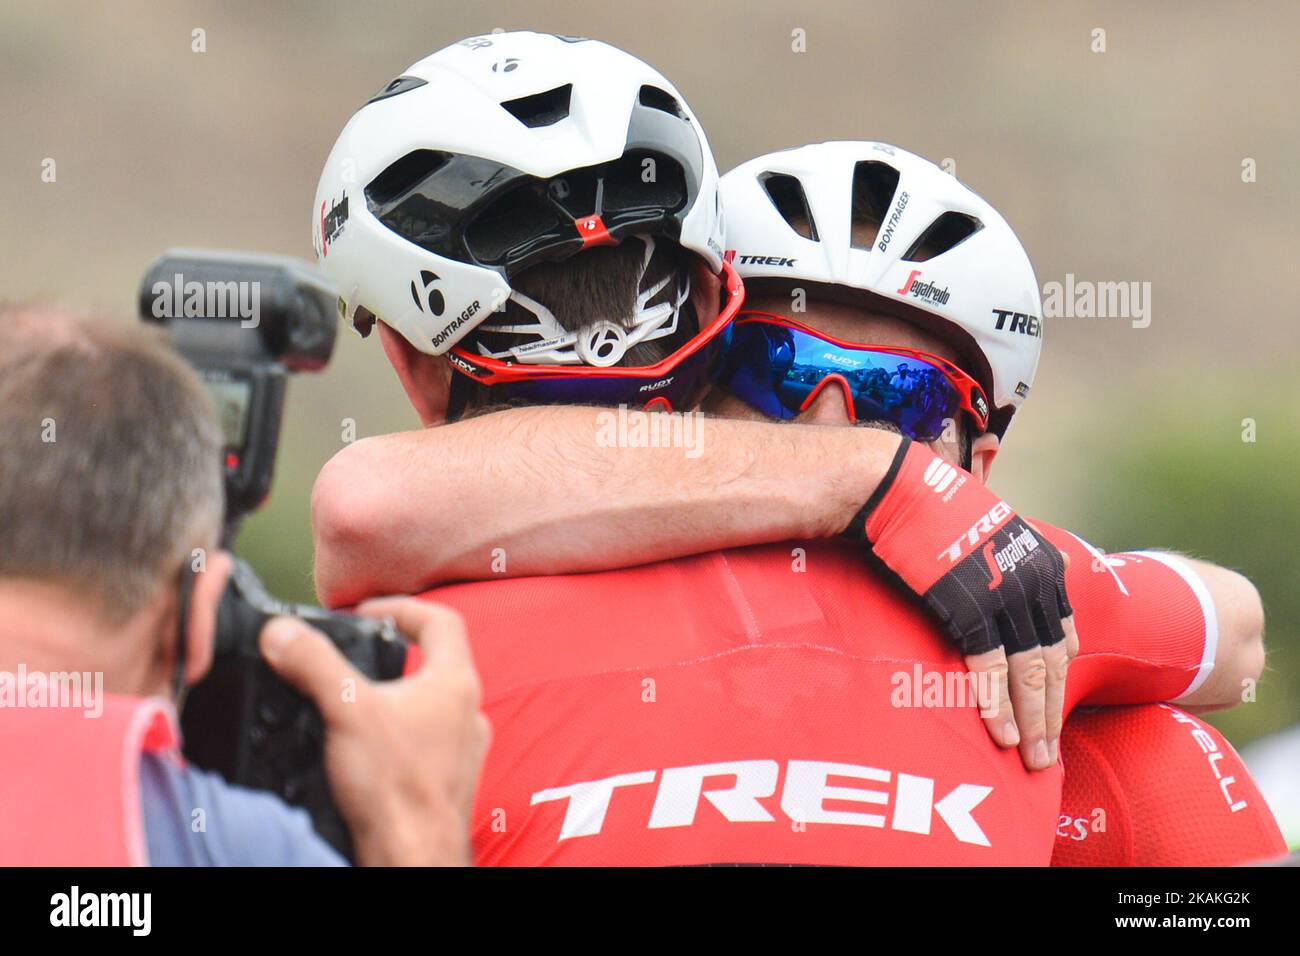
left=193, top=558, right=407, bottom=857
left=140, top=249, right=408, bottom=860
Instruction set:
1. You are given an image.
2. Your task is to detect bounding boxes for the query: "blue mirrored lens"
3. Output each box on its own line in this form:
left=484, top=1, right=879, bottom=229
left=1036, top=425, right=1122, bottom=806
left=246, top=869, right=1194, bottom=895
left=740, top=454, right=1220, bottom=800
left=720, top=322, right=961, bottom=440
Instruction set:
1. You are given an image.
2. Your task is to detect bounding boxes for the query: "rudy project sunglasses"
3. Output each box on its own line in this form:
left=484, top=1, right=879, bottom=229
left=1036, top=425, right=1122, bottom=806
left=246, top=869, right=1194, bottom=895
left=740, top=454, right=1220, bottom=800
left=717, top=311, right=990, bottom=441
left=445, top=258, right=744, bottom=420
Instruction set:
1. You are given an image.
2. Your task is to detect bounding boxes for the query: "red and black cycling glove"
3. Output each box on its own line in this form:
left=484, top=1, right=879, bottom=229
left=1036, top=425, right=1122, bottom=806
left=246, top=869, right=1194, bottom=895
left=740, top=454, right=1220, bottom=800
left=842, top=438, right=1073, bottom=657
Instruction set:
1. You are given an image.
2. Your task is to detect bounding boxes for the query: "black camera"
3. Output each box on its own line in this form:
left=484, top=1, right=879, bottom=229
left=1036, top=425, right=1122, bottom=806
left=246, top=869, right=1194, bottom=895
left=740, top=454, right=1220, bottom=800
left=140, top=249, right=408, bottom=861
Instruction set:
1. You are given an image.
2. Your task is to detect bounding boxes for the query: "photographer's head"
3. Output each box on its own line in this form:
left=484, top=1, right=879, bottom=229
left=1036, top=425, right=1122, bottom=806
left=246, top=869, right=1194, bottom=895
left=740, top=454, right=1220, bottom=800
left=314, top=31, right=736, bottom=426
left=0, top=307, right=231, bottom=698
left=716, top=141, right=1045, bottom=480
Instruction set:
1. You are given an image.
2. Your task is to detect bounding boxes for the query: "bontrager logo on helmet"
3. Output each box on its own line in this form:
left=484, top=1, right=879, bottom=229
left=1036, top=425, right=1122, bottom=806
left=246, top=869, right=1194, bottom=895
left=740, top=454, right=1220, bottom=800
left=410, top=270, right=444, bottom=316
left=313, top=31, right=725, bottom=358
left=719, top=141, right=1044, bottom=440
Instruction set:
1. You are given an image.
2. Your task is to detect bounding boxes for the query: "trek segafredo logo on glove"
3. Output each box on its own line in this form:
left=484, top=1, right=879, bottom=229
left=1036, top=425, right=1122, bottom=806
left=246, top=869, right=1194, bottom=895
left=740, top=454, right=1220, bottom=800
left=938, top=501, right=1013, bottom=564
left=530, top=759, right=994, bottom=846
left=983, top=526, right=1041, bottom=590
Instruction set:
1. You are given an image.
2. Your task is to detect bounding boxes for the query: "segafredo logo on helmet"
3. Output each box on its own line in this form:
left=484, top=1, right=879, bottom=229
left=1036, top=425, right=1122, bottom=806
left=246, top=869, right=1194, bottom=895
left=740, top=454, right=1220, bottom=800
left=319, top=192, right=349, bottom=257
left=877, top=191, right=910, bottom=253
left=897, top=270, right=951, bottom=306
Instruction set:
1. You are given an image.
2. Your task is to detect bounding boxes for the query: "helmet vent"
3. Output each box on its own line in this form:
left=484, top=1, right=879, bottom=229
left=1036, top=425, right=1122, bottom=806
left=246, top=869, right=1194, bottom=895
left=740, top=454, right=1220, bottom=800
left=849, top=161, right=901, bottom=249
left=366, top=150, right=449, bottom=207
left=902, top=212, right=983, bottom=262
left=501, top=84, right=573, bottom=128
left=638, top=85, right=686, bottom=119
left=759, top=173, right=818, bottom=241
left=366, top=75, right=428, bottom=105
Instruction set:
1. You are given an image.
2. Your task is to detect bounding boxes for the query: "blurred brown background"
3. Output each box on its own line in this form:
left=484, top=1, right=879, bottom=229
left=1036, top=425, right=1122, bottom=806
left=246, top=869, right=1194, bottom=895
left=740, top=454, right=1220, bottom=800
left=2, top=0, right=1296, bottom=745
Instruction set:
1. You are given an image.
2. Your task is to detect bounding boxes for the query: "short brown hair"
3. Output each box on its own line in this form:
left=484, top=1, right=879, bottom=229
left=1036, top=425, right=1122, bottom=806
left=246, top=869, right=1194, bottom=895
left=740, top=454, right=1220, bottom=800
left=0, top=307, right=223, bottom=624
left=457, top=237, right=700, bottom=414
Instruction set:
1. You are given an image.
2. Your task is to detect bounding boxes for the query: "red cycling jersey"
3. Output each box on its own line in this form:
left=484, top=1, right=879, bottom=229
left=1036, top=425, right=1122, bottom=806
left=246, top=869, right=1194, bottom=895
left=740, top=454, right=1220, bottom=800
left=1052, top=703, right=1283, bottom=866
left=416, top=522, right=1279, bottom=865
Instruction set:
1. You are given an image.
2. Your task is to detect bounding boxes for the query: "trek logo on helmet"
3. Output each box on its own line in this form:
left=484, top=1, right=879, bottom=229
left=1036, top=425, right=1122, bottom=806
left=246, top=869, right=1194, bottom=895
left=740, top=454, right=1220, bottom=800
left=737, top=255, right=798, bottom=267
left=991, top=308, right=1042, bottom=338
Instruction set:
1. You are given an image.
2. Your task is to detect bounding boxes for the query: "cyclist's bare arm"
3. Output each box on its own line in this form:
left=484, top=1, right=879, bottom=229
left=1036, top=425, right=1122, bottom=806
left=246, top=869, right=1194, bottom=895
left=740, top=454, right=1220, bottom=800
left=1171, top=557, right=1265, bottom=711
left=312, top=405, right=895, bottom=606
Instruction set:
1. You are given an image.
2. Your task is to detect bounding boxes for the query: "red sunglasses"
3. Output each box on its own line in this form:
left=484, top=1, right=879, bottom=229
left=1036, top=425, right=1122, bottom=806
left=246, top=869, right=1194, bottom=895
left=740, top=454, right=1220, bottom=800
left=720, top=311, right=990, bottom=436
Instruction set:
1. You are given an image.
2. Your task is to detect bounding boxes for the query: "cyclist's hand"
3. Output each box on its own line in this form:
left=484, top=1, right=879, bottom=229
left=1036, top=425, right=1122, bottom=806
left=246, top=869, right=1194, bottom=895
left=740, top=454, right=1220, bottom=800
left=259, top=598, right=490, bottom=866
left=843, top=438, right=1075, bottom=771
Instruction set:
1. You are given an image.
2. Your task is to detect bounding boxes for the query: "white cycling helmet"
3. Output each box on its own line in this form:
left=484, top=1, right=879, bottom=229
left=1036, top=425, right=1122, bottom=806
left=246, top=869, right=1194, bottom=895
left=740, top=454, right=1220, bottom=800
left=720, top=141, right=1042, bottom=438
left=313, top=31, right=725, bottom=358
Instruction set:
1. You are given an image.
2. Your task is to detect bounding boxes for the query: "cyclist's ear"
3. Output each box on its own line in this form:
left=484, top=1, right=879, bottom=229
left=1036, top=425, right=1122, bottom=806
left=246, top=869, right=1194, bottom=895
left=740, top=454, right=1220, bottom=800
left=184, top=549, right=233, bottom=688
left=690, top=258, right=723, bottom=325
left=378, top=321, right=452, bottom=427
left=970, top=431, right=1000, bottom=484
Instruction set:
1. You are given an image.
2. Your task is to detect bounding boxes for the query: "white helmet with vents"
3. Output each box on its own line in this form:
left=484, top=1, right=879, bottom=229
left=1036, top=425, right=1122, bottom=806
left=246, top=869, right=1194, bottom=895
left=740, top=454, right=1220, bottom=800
left=313, top=31, right=725, bottom=358
left=720, top=141, right=1042, bottom=438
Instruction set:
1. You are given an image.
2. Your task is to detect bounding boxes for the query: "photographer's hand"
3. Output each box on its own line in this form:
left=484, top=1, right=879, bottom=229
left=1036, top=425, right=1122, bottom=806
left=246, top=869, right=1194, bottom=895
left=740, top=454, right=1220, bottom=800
left=259, top=600, right=490, bottom=866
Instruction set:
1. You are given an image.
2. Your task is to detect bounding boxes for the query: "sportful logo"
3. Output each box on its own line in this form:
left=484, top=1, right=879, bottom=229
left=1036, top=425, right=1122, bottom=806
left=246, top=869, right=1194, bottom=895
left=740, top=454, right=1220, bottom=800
left=923, top=458, right=967, bottom=502
left=530, top=759, right=994, bottom=846
left=923, top=458, right=958, bottom=493
left=897, top=270, right=951, bottom=306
